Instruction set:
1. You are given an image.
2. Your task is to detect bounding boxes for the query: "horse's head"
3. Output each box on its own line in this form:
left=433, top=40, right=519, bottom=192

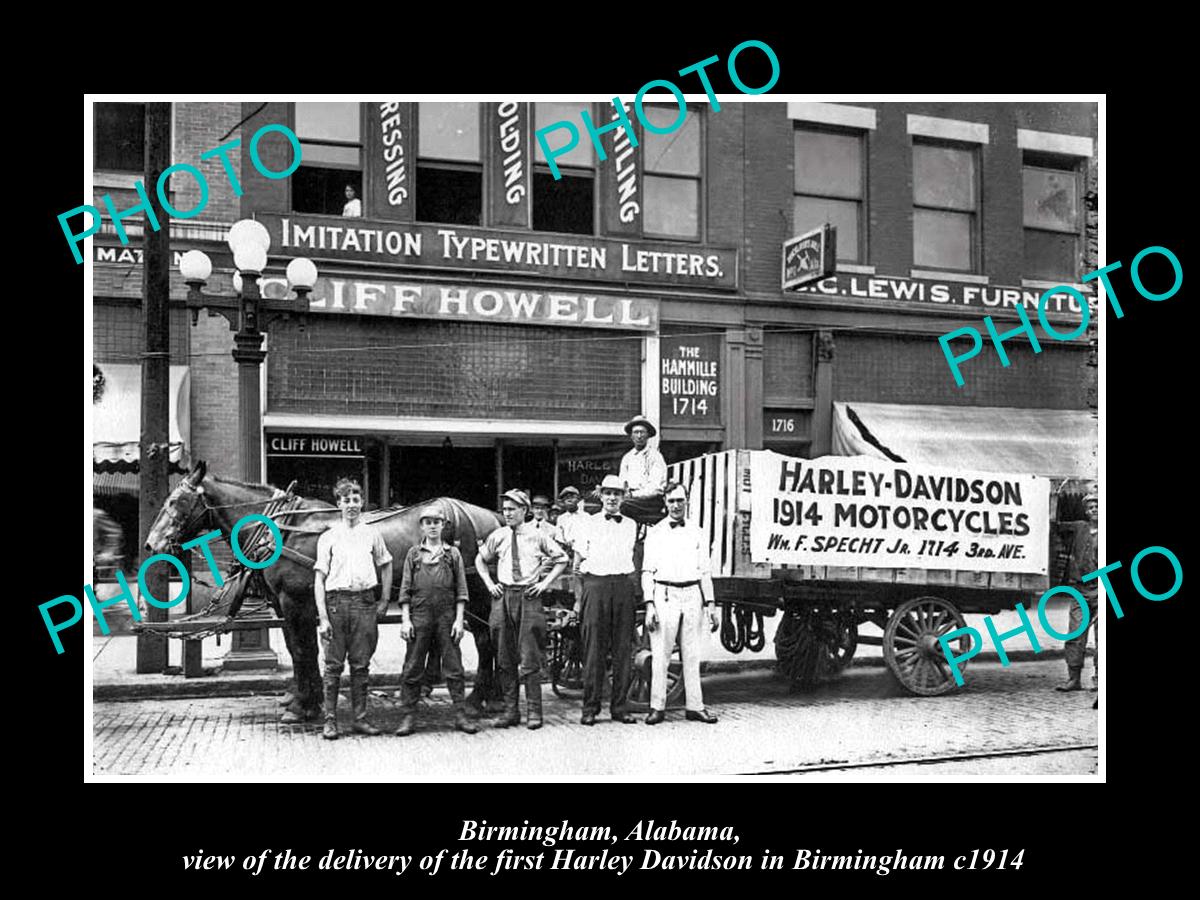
left=145, top=460, right=209, bottom=555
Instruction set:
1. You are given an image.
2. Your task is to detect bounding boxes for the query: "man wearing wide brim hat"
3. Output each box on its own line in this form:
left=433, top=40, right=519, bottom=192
left=475, top=489, right=570, bottom=729
left=617, top=414, right=668, bottom=525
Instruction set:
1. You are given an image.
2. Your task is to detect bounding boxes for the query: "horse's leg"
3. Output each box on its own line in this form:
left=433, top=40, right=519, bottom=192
left=465, top=580, right=499, bottom=711
left=279, top=588, right=323, bottom=721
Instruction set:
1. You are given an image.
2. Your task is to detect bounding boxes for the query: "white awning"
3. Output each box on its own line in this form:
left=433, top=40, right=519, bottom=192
left=832, top=402, right=1097, bottom=481
left=93, top=363, right=190, bottom=467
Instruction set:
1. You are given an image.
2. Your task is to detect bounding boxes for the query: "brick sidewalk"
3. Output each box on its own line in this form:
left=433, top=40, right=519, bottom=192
left=92, top=659, right=1098, bottom=778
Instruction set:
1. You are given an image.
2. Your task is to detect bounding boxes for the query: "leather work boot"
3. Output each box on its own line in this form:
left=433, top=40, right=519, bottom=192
left=525, top=674, right=543, bottom=730
left=394, top=714, right=416, bottom=736
left=454, top=707, right=479, bottom=734
left=350, top=673, right=382, bottom=735
left=494, top=671, right=520, bottom=728
left=321, top=675, right=340, bottom=739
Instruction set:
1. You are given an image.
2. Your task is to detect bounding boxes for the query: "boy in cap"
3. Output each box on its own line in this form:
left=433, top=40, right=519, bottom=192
left=476, top=489, right=569, bottom=729
left=395, top=504, right=477, bottom=736
left=314, top=477, right=393, bottom=740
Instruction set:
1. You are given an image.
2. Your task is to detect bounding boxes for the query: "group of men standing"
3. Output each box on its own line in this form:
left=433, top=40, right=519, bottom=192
left=311, top=414, right=719, bottom=739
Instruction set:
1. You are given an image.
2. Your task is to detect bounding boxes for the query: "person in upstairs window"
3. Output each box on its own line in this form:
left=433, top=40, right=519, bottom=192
left=342, top=184, right=362, bottom=218
left=618, top=415, right=668, bottom=525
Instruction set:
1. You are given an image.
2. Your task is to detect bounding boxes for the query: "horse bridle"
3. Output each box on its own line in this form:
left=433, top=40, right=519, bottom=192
left=166, top=481, right=290, bottom=546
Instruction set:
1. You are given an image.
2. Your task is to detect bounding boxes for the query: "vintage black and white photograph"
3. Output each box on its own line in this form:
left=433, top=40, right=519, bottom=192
left=84, top=95, right=1101, bottom=780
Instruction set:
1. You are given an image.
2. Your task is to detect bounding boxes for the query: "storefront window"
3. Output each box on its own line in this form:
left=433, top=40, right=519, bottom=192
left=533, top=102, right=594, bottom=235
left=293, top=102, right=362, bottom=216
left=94, top=102, right=146, bottom=173
left=912, top=141, right=977, bottom=272
left=1023, top=152, right=1081, bottom=282
left=793, top=127, right=863, bottom=262
left=417, top=102, right=482, bottom=226
left=642, top=105, right=701, bottom=240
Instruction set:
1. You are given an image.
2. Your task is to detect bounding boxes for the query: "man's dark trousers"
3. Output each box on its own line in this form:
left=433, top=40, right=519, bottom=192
left=323, top=590, right=379, bottom=723
left=581, top=574, right=635, bottom=717
left=400, top=604, right=466, bottom=709
left=490, top=585, right=547, bottom=717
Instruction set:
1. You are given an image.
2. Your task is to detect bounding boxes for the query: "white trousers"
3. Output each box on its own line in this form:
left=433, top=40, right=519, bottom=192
left=650, top=584, right=705, bottom=711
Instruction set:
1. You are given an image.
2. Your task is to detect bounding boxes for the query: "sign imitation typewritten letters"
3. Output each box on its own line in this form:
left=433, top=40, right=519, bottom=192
left=749, top=451, right=1050, bottom=574
left=256, top=276, right=658, bottom=331
left=260, top=214, right=738, bottom=289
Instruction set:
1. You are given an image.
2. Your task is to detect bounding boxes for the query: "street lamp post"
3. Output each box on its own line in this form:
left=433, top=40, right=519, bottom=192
left=180, top=220, right=318, bottom=670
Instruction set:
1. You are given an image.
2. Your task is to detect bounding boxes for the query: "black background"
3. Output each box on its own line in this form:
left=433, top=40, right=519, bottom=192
left=21, top=27, right=1189, bottom=887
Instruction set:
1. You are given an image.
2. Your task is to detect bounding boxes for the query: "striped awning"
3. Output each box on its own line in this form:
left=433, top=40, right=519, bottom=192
left=832, top=402, right=1097, bottom=482
left=93, top=363, right=190, bottom=470
left=94, top=471, right=183, bottom=497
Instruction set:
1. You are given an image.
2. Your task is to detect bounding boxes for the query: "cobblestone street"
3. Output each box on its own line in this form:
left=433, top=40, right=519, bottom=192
left=93, top=659, right=1098, bottom=778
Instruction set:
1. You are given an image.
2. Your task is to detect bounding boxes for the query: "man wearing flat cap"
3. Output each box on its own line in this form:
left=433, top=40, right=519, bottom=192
left=573, top=474, right=640, bottom=725
left=396, top=504, right=477, bottom=736
left=476, top=489, right=569, bottom=729
left=1056, top=489, right=1099, bottom=695
left=555, top=485, right=587, bottom=554
left=618, top=414, right=668, bottom=524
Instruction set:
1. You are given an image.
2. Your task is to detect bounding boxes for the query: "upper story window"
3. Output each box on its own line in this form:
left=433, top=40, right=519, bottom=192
left=293, top=102, right=362, bottom=216
left=417, top=102, right=482, bottom=226
left=95, top=103, right=146, bottom=173
left=642, top=104, right=701, bottom=240
left=912, top=140, right=979, bottom=272
left=793, top=126, right=864, bottom=262
left=1023, top=151, right=1082, bottom=282
left=533, top=102, right=594, bottom=235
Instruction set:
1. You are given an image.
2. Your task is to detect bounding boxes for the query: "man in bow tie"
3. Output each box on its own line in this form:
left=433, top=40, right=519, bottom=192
left=642, top=481, right=719, bottom=725
left=573, top=474, right=640, bottom=725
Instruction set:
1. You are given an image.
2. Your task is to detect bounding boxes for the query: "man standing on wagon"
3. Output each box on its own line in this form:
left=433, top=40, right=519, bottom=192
left=618, top=415, right=668, bottom=524
left=313, top=477, right=393, bottom=740
left=475, top=490, right=569, bottom=730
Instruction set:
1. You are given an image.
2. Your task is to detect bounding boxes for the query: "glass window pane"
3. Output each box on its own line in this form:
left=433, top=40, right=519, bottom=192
left=416, top=166, right=482, bottom=226
left=1023, top=167, right=1078, bottom=232
left=1025, top=229, right=1078, bottom=281
left=644, top=175, right=698, bottom=238
left=300, top=143, right=361, bottom=168
left=534, top=102, right=593, bottom=168
left=95, top=103, right=145, bottom=172
left=793, top=195, right=859, bottom=262
left=794, top=130, right=861, bottom=198
left=418, top=102, right=480, bottom=162
left=295, top=102, right=360, bottom=142
left=532, top=171, right=594, bottom=234
left=643, top=106, right=699, bottom=175
left=914, top=209, right=972, bottom=270
left=913, top=144, right=975, bottom=210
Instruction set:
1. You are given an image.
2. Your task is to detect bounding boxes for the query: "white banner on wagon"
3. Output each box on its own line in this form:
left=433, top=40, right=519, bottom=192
left=748, top=451, right=1050, bottom=574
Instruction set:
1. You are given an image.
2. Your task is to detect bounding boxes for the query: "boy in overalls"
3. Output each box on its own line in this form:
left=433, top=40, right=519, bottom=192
left=395, top=505, right=478, bottom=735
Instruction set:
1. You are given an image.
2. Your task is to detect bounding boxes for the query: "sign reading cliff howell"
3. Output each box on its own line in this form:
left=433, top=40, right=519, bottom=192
left=259, top=214, right=738, bottom=289
left=256, top=275, right=657, bottom=331
left=748, top=451, right=1049, bottom=573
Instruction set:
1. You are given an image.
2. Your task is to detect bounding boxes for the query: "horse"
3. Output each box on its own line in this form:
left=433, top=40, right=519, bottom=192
left=144, top=460, right=504, bottom=721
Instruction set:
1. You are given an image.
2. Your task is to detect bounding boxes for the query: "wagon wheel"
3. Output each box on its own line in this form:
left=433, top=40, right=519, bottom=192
left=626, top=619, right=686, bottom=712
left=883, top=596, right=969, bottom=696
left=548, top=621, right=585, bottom=700
left=774, top=608, right=857, bottom=688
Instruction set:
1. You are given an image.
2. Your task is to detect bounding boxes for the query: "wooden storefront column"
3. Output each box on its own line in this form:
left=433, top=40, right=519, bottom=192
left=812, top=330, right=836, bottom=456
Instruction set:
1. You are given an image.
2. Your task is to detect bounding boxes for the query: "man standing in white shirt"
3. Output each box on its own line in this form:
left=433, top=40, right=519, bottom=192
left=642, top=481, right=718, bottom=725
left=574, top=474, right=640, bottom=726
left=618, top=415, right=668, bottom=524
left=313, top=477, right=393, bottom=740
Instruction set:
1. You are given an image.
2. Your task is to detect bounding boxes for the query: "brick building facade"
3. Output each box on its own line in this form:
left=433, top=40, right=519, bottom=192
left=92, top=100, right=1098, bottom=527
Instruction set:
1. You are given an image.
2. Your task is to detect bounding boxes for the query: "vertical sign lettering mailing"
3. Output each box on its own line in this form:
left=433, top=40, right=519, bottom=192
left=748, top=451, right=1049, bottom=573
